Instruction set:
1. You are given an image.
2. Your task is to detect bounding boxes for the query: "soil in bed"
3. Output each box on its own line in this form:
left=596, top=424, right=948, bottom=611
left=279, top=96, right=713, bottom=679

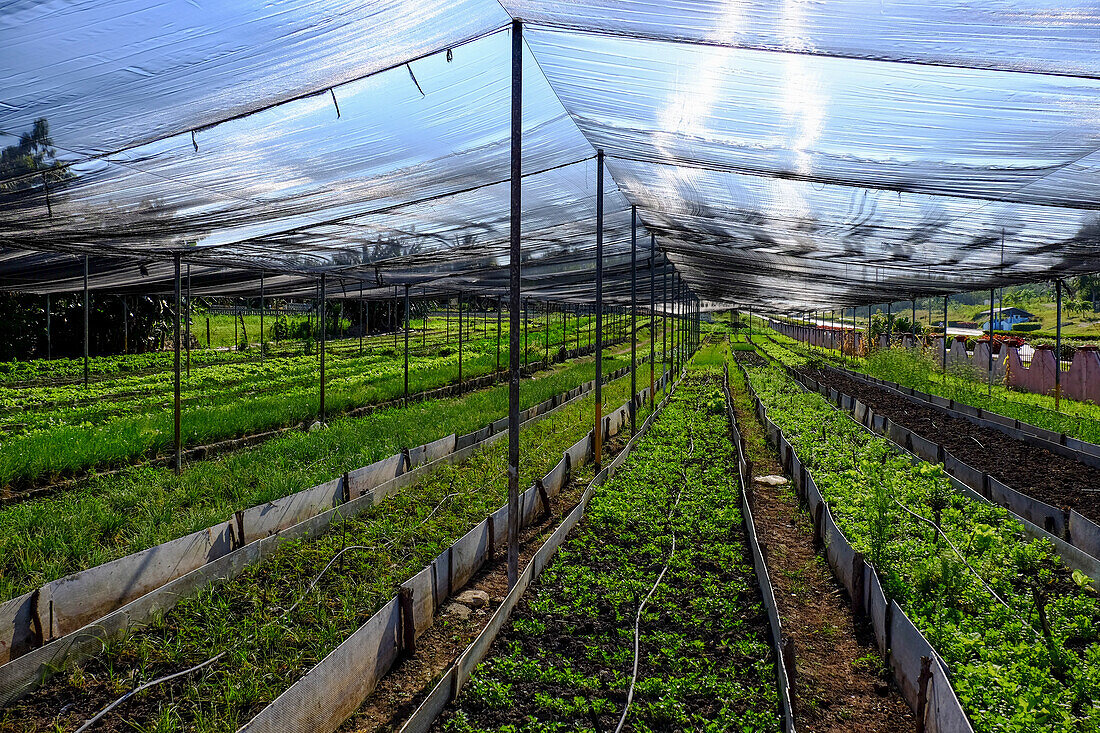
left=432, top=375, right=782, bottom=732
left=730, top=353, right=915, bottom=733
left=801, top=365, right=1100, bottom=524
left=337, top=438, right=619, bottom=733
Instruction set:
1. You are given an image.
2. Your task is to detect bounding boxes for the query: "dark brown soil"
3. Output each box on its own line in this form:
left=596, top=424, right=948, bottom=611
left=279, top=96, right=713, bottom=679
left=802, top=366, right=1100, bottom=524
left=339, top=472, right=594, bottom=733
left=729, top=361, right=915, bottom=732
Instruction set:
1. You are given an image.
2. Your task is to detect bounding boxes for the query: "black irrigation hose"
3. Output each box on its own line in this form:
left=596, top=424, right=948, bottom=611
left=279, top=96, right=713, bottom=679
left=892, top=498, right=1042, bottom=642
left=614, top=427, right=695, bottom=733
left=74, top=375, right=645, bottom=731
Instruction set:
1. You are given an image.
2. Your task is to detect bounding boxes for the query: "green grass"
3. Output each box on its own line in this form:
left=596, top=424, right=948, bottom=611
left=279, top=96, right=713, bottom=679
left=6, top=360, right=665, bottom=733
left=0, top=341, right=666, bottom=602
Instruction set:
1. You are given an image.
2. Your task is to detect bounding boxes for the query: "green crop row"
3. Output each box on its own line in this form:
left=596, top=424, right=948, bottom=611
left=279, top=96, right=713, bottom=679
left=0, top=319, right=652, bottom=490
left=759, top=327, right=1100, bottom=444
left=735, top=349, right=1100, bottom=732
left=5, top=355, right=660, bottom=733
left=0, top=343, right=659, bottom=602
left=439, top=371, right=780, bottom=733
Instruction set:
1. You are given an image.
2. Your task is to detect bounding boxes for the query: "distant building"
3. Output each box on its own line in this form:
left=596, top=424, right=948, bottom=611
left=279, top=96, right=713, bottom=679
left=975, top=307, right=1034, bottom=331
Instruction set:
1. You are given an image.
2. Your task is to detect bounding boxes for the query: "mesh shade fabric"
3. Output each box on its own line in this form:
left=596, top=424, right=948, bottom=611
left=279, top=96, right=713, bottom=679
left=1, top=2, right=1099, bottom=310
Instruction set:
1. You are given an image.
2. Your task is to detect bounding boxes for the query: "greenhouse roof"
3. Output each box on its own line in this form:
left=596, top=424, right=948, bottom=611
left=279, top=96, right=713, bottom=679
left=1, top=0, right=1099, bottom=311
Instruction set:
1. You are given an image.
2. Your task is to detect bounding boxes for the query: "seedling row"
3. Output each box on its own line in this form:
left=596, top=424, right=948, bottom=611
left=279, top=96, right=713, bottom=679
left=0, top=317, right=651, bottom=491
left=4, top=364, right=659, bottom=732
left=734, top=346, right=1099, bottom=732
left=0, top=344, right=647, bottom=604
left=435, top=371, right=781, bottom=732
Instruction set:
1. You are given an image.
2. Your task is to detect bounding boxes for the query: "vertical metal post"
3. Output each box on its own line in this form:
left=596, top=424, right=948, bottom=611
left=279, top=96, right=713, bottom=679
left=394, top=286, right=399, bottom=350
left=942, top=296, right=949, bottom=373
left=259, top=271, right=265, bottom=363
left=544, top=301, right=549, bottom=365
left=458, top=293, right=464, bottom=386
left=649, top=234, right=655, bottom=406
left=662, top=264, right=668, bottom=374
left=46, top=293, right=51, bottom=359
left=988, top=287, right=995, bottom=396
left=507, top=18, right=523, bottom=589
left=83, top=255, right=89, bottom=388
left=912, top=298, right=916, bottom=342
left=185, top=265, right=191, bottom=377
left=404, top=284, right=411, bottom=403
left=886, top=302, right=892, bottom=348
left=360, top=282, right=364, bottom=355
left=594, top=148, right=605, bottom=469
left=630, top=206, right=637, bottom=432
left=496, top=296, right=502, bottom=376
left=320, top=274, right=327, bottom=423
left=1056, top=280, right=1062, bottom=410
left=173, top=254, right=182, bottom=473
left=524, top=297, right=529, bottom=370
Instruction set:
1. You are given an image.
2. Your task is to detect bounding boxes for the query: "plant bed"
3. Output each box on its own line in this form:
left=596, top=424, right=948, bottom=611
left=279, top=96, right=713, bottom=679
left=764, top=326, right=1100, bottom=444
left=0, top=318, right=646, bottom=492
left=432, top=373, right=781, bottom=732
left=0, top=345, right=647, bottom=604
left=3, top=372, right=654, bottom=733
left=725, top=356, right=915, bottom=732
left=336, top=433, right=627, bottom=733
left=736, top=352, right=1100, bottom=733
left=799, top=362, right=1100, bottom=525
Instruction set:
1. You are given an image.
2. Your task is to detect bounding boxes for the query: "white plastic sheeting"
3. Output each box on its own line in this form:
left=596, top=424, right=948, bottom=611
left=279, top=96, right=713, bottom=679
left=0, top=3, right=1098, bottom=307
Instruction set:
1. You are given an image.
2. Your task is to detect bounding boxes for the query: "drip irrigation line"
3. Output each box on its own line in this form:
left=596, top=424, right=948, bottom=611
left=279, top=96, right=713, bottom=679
left=73, top=651, right=228, bottom=733
left=614, top=428, right=695, bottom=733
left=73, top=370, right=641, bottom=731
left=891, top=498, right=1042, bottom=642
left=76, top=485, right=466, bottom=732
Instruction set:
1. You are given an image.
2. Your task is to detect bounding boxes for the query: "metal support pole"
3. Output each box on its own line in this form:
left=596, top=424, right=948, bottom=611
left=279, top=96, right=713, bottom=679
left=185, top=265, right=191, bottom=377
left=630, top=204, right=637, bottom=433
left=259, top=271, right=264, bottom=363
left=83, top=255, right=90, bottom=388
left=405, top=284, right=411, bottom=403
left=507, top=19, right=523, bottom=589
left=544, top=301, right=549, bottom=365
left=360, top=282, right=364, bottom=355
left=942, top=296, right=949, bottom=372
left=595, top=148, right=605, bottom=469
left=662, top=264, right=668, bottom=372
left=886, top=302, right=892, bottom=348
left=46, top=293, right=51, bottom=360
left=649, top=234, right=655, bottom=406
left=988, top=287, right=995, bottom=396
left=1056, top=280, right=1062, bottom=411
left=320, top=274, right=327, bottom=423
left=173, top=254, right=182, bottom=473
left=912, top=298, right=916, bottom=342
left=524, top=297, right=529, bottom=370
left=458, top=293, right=464, bottom=386
left=496, top=296, right=502, bottom=376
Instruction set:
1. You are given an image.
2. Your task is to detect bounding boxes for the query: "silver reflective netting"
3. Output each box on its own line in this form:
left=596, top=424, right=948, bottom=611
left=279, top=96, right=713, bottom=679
left=1, top=0, right=1098, bottom=308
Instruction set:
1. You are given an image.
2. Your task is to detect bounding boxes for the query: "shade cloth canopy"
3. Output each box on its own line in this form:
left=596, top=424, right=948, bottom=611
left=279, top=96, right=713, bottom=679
left=2, top=0, right=1098, bottom=311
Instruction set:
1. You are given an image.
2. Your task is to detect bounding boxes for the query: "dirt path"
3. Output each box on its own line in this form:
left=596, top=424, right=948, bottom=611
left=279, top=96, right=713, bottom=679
left=803, top=366, right=1100, bottom=524
left=729, top=357, right=915, bottom=732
